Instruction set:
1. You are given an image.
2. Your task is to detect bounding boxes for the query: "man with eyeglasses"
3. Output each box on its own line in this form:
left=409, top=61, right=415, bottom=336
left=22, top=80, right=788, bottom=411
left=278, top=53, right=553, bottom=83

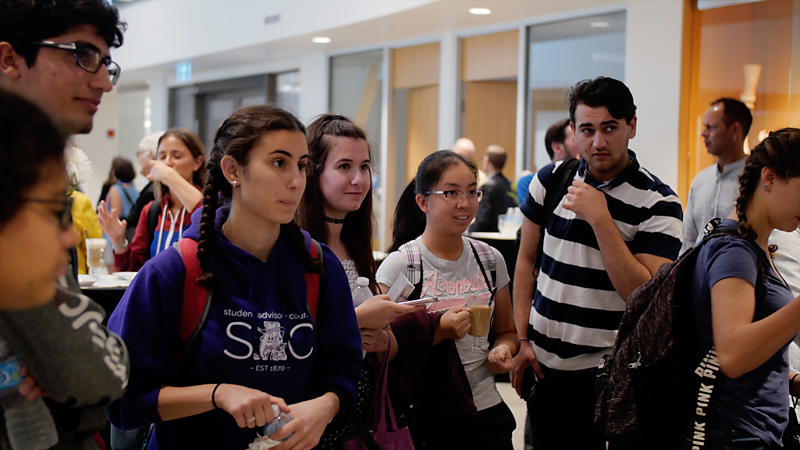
left=0, top=0, right=125, bottom=136
left=0, top=2, right=128, bottom=449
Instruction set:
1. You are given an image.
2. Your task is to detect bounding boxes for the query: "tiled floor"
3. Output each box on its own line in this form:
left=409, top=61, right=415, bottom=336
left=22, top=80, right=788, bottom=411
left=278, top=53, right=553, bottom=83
left=497, top=381, right=527, bottom=450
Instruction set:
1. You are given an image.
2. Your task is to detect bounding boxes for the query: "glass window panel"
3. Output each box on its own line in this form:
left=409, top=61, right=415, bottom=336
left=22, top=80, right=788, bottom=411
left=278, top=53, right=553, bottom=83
left=525, top=12, right=626, bottom=172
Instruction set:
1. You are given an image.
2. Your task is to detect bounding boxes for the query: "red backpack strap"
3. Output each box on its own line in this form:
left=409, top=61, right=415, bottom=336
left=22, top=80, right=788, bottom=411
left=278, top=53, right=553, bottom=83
left=176, top=238, right=208, bottom=342
left=304, top=237, right=323, bottom=325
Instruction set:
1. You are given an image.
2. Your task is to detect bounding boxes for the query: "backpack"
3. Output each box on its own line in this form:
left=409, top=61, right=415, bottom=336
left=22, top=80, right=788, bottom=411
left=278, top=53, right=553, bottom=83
left=110, top=233, right=324, bottom=450
left=173, top=233, right=324, bottom=358
left=399, top=237, right=497, bottom=302
left=146, top=197, right=162, bottom=248
left=594, top=222, right=765, bottom=449
left=514, top=158, right=580, bottom=270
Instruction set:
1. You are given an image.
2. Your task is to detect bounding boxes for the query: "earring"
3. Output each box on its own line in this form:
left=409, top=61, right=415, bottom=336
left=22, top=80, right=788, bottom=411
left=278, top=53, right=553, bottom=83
left=232, top=180, right=238, bottom=188
left=764, top=183, right=769, bottom=190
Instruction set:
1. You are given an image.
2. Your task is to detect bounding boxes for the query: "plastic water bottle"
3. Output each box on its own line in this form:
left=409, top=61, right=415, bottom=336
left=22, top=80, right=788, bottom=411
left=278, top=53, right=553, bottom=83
left=264, top=403, right=292, bottom=438
left=0, top=337, right=58, bottom=450
left=352, top=277, right=373, bottom=307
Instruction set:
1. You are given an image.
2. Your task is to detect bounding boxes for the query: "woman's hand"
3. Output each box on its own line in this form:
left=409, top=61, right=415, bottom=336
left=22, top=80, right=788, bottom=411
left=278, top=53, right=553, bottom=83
left=438, top=305, right=471, bottom=341
left=271, top=393, right=339, bottom=450
left=214, top=384, right=289, bottom=429
left=97, top=200, right=127, bottom=248
left=487, top=343, right=513, bottom=374
left=146, top=160, right=180, bottom=186
left=361, top=328, right=389, bottom=353
left=355, top=295, right=423, bottom=329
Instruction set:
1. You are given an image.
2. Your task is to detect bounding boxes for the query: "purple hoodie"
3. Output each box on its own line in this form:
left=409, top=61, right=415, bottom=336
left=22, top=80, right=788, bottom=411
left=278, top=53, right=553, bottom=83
left=108, top=207, right=361, bottom=450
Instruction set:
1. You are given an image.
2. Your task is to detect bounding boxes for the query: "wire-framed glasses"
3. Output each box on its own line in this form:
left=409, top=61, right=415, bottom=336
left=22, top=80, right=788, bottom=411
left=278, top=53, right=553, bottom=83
left=423, top=189, right=484, bottom=204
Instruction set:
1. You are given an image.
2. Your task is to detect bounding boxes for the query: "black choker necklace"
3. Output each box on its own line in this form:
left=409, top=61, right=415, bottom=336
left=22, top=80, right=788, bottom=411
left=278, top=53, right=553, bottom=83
left=324, top=216, right=346, bottom=224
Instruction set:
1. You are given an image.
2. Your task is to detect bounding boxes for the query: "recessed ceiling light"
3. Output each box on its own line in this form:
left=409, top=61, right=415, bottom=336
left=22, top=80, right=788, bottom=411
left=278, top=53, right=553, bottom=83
left=312, top=36, right=331, bottom=44
left=469, top=8, right=491, bottom=15
left=590, top=21, right=610, bottom=28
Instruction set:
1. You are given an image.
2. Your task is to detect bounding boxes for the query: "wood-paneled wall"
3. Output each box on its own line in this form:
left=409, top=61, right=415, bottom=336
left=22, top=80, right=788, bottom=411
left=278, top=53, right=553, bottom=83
left=681, top=0, right=799, bottom=203
left=464, top=81, right=518, bottom=180
left=393, top=43, right=440, bottom=90
left=461, top=30, right=519, bottom=183
left=462, top=30, right=519, bottom=82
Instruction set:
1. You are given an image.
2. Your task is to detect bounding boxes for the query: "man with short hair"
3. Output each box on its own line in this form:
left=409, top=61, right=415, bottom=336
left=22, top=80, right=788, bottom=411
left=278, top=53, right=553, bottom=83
left=681, top=98, right=752, bottom=253
left=470, top=145, right=516, bottom=232
left=517, top=118, right=580, bottom=204
left=453, top=137, right=488, bottom=186
left=0, top=0, right=125, bottom=136
left=510, top=77, right=683, bottom=449
left=0, top=2, right=127, bottom=449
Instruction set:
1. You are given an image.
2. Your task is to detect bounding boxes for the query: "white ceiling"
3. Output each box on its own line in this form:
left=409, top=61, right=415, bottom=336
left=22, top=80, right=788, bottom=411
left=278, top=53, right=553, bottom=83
left=115, top=0, right=626, bottom=88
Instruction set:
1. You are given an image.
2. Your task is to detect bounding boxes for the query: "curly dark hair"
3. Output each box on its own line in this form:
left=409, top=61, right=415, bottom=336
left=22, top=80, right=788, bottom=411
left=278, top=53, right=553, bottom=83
left=196, top=105, right=315, bottom=288
left=735, top=128, right=800, bottom=242
left=0, top=0, right=125, bottom=68
left=0, top=88, right=65, bottom=225
left=297, top=114, right=377, bottom=291
left=387, top=150, right=477, bottom=253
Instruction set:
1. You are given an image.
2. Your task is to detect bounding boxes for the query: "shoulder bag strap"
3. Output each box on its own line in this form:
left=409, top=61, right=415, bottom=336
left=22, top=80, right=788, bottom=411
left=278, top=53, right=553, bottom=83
left=536, top=158, right=580, bottom=269
left=304, top=237, right=322, bottom=325
left=467, top=238, right=496, bottom=292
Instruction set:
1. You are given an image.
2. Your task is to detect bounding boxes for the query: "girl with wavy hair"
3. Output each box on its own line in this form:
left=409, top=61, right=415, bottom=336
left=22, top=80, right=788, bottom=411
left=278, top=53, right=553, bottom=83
left=297, top=114, right=420, bottom=448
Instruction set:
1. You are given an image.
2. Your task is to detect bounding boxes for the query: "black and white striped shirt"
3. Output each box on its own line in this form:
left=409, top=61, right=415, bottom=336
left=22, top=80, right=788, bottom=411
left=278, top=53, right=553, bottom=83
left=520, top=151, right=683, bottom=371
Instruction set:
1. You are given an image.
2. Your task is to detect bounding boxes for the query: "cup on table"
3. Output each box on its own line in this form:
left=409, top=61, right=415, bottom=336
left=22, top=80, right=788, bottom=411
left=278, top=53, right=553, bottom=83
left=85, top=238, right=106, bottom=276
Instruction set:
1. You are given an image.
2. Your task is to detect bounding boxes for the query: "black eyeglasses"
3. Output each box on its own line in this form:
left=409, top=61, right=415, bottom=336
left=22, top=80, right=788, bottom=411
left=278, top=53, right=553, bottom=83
left=24, top=197, right=73, bottom=231
left=29, top=41, right=121, bottom=86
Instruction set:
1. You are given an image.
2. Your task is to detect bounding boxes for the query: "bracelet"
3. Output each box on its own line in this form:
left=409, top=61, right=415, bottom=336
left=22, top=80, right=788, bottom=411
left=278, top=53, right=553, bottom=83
left=211, top=383, right=222, bottom=409
left=112, top=238, right=129, bottom=250
left=519, top=337, right=530, bottom=341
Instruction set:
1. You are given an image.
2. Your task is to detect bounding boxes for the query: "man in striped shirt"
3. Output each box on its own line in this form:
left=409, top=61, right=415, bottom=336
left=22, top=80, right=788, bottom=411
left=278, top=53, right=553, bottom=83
left=510, top=77, right=683, bottom=449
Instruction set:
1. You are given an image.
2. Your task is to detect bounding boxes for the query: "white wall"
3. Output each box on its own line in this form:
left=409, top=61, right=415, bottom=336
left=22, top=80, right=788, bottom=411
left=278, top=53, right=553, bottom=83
left=72, top=90, right=119, bottom=207
left=625, top=0, right=686, bottom=190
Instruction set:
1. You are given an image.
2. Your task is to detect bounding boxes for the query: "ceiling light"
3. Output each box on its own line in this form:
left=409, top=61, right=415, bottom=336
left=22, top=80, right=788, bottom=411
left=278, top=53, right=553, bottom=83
left=590, top=21, right=610, bottom=28
left=469, top=8, right=491, bottom=15
left=312, top=36, right=331, bottom=44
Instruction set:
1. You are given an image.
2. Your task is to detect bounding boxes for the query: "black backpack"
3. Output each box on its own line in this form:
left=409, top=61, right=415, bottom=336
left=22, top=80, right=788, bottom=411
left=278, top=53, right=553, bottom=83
left=594, top=221, right=764, bottom=449
left=514, top=158, right=580, bottom=270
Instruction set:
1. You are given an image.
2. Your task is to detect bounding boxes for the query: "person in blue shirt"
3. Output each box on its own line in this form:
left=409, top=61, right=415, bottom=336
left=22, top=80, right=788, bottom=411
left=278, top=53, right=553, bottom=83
left=105, top=156, right=140, bottom=221
left=108, top=105, right=362, bottom=450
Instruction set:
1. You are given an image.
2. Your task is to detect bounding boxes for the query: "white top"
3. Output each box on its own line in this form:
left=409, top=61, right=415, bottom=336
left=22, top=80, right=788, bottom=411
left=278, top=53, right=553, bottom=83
left=376, top=236, right=510, bottom=411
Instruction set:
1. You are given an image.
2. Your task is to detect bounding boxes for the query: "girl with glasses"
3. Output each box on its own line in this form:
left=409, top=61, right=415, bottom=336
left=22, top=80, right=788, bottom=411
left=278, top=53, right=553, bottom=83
left=376, top=150, right=519, bottom=449
left=108, top=106, right=361, bottom=450
left=0, top=88, right=129, bottom=449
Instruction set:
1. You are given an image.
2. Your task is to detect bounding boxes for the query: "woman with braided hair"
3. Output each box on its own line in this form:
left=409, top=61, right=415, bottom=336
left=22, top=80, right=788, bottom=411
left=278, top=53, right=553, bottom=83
left=676, top=128, right=800, bottom=448
left=108, top=105, right=362, bottom=450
